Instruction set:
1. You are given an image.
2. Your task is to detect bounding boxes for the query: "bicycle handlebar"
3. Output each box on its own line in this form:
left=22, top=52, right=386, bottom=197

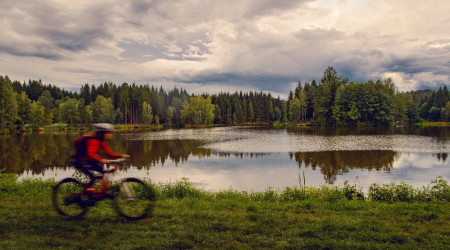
left=107, top=157, right=128, bottom=164
left=104, top=157, right=129, bottom=172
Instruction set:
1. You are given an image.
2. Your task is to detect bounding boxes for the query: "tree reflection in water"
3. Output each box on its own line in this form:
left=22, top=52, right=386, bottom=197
left=0, top=132, right=77, bottom=175
left=289, top=151, right=399, bottom=184
left=0, top=133, right=214, bottom=174
left=1, top=131, right=448, bottom=184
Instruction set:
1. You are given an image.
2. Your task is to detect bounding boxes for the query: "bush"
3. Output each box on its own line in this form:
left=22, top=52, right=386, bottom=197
left=0, top=171, right=55, bottom=198
left=342, top=181, right=365, bottom=200
left=159, top=178, right=204, bottom=199
left=429, top=176, right=450, bottom=201
left=369, top=183, right=403, bottom=202
left=0, top=171, right=19, bottom=195
left=393, top=182, right=414, bottom=202
left=368, top=177, right=449, bottom=202
left=317, top=186, right=346, bottom=202
left=250, top=188, right=279, bottom=202
left=214, top=190, right=249, bottom=201
left=280, top=187, right=308, bottom=202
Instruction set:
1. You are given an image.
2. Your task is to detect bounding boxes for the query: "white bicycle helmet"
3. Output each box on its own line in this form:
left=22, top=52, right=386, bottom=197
left=93, top=123, right=114, bottom=132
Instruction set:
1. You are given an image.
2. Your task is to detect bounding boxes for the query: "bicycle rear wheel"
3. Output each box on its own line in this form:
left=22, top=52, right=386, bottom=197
left=113, top=178, right=155, bottom=220
left=52, top=178, right=88, bottom=218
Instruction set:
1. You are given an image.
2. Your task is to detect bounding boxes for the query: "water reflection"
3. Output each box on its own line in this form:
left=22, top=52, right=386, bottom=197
left=0, top=133, right=76, bottom=175
left=289, top=151, right=399, bottom=184
left=111, top=139, right=212, bottom=168
left=1, top=127, right=449, bottom=191
left=434, top=153, right=448, bottom=163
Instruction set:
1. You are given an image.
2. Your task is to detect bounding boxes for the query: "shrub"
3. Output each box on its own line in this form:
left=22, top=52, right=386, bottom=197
left=393, top=182, right=414, bottom=202
left=342, top=181, right=365, bottom=200
left=317, top=186, right=346, bottom=202
left=214, top=190, right=249, bottom=201
left=280, top=187, right=308, bottom=202
left=368, top=177, right=449, bottom=202
left=429, top=176, right=450, bottom=201
left=368, top=183, right=396, bottom=202
left=159, top=178, right=204, bottom=199
left=250, top=187, right=279, bottom=202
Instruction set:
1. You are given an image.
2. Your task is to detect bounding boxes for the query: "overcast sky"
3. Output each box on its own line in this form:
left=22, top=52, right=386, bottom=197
left=1, top=0, right=450, bottom=98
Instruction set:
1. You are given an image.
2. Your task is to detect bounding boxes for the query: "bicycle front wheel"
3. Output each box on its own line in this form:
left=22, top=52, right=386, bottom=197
left=113, top=178, right=155, bottom=220
left=52, top=178, right=88, bottom=218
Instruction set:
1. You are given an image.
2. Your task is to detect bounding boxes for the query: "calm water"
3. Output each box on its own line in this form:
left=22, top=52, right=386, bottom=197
left=1, top=126, right=449, bottom=191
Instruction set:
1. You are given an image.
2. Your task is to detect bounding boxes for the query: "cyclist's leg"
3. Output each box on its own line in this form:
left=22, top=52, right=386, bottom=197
left=74, top=161, right=104, bottom=186
left=88, top=162, right=105, bottom=177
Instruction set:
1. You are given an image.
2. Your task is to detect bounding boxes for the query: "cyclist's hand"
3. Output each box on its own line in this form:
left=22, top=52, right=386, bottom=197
left=121, top=154, right=130, bottom=158
left=101, top=159, right=112, bottom=164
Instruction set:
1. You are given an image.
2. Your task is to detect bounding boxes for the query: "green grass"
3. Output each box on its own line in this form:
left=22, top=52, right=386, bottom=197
left=0, top=173, right=449, bottom=249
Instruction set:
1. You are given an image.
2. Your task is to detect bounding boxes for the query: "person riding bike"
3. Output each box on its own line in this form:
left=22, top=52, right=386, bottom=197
left=72, top=123, right=129, bottom=180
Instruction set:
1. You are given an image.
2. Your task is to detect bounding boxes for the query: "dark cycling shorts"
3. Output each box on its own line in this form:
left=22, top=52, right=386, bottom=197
left=73, top=160, right=104, bottom=179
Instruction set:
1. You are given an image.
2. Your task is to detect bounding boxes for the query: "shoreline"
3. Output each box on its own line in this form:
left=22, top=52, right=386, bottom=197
left=2, top=121, right=450, bottom=135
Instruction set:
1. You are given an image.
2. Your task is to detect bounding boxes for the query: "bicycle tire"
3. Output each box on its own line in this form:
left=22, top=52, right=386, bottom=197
left=52, top=178, right=88, bottom=218
left=113, top=178, right=155, bottom=220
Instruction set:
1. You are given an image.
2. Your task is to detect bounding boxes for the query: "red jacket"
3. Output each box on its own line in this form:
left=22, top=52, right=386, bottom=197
left=80, top=138, right=122, bottom=162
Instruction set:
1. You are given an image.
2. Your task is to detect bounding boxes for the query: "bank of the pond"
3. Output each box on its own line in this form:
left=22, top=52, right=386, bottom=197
left=415, top=121, right=450, bottom=127
left=3, top=121, right=450, bottom=135
left=0, top=174, right=449, bottom=248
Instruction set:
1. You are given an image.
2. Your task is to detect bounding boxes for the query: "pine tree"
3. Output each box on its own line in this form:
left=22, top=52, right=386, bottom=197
left=247, top=101, right=255, bottom=123
left=0, top=76, right=18, bottom=131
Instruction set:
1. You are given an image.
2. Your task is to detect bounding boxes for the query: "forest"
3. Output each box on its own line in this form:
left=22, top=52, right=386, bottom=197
left=1, top=67, right=449, bottom=132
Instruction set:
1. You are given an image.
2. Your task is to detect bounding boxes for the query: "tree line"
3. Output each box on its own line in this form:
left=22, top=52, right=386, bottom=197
left=287, top=67, right=450, bottom=126
left=1, top=67, right=449, bottom=132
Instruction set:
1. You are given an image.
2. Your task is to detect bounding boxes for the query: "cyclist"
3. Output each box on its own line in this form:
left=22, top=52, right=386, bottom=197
left=73, top=123, right=129, bottom=180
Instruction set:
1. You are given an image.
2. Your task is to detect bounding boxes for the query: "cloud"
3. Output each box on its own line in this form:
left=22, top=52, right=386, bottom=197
left=0, top=0, right=449, bottom=95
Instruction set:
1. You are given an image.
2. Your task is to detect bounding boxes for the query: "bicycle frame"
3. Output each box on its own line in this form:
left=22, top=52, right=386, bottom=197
left=80, top=160, right=126, bottom=201
left=53, top=157, right=154, bottom=220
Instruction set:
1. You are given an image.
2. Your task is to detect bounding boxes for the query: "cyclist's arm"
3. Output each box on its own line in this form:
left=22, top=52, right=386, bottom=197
left=100, top=141, right=124, bottom=159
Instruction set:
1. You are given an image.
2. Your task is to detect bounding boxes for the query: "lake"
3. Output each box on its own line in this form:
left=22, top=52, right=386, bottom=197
left=1, top=126, right=449, bottom=192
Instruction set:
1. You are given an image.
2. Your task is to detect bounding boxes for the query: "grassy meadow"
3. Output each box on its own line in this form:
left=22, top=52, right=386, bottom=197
left=0, top=173, right=449, bottom=249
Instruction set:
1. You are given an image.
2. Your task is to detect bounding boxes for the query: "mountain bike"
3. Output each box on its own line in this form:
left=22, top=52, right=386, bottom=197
left=52, top=158, right=155, bottom=220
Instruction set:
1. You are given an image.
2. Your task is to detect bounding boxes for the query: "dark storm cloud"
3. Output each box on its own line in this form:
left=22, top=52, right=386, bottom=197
left=52, top=67, right=100, bottom=74
left=130, top=0, right=154, bottom=14
left=0, top=45, right=62, bottom=60
left=386, top=59, right=431, bottom=75
left=39, top=28, right=111, bottom=53
left=181, top=72, right=298, bottom=94
left=244, top=0, right=311, bottom=18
